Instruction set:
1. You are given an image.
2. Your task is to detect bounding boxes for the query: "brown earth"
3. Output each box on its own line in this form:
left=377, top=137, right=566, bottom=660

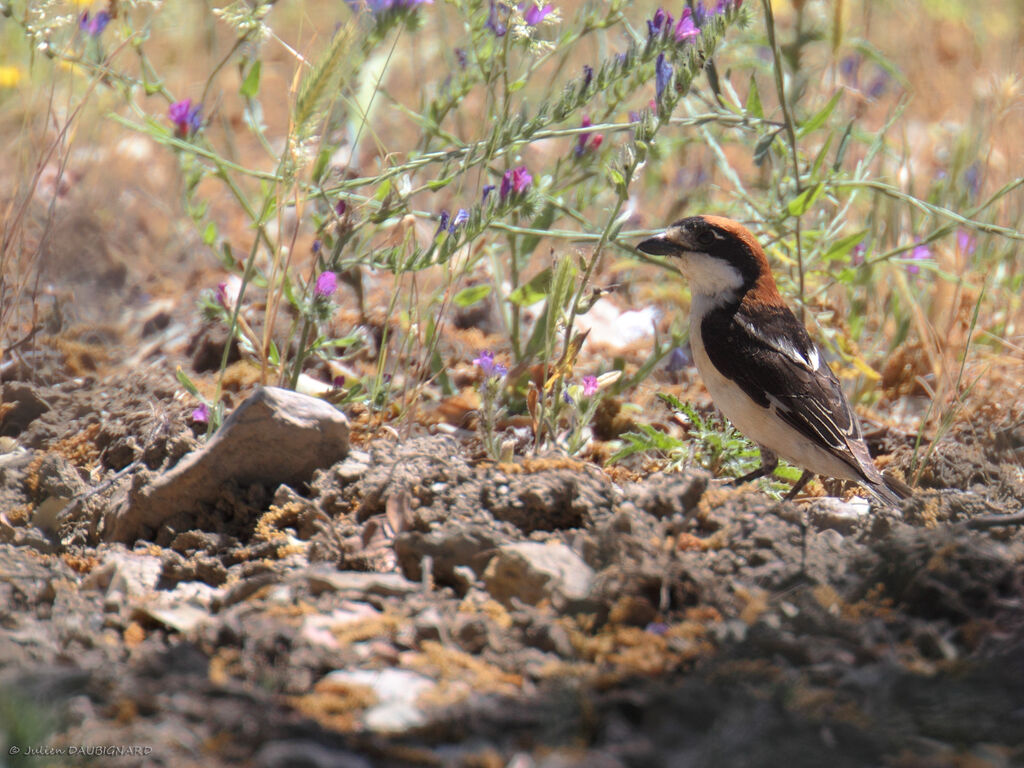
left=2, top=334, right=1024, bottom=768
left=2, top=194, right=1024, bottom=768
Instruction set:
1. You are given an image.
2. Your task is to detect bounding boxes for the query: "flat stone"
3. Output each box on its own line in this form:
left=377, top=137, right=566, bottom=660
left=297, top=567, right=419, bottom=598
left=80, top=550, right=163, bottom=597
left=483, top=541, right=595, bottom=609
left=104, top=387, right=349, bottom=542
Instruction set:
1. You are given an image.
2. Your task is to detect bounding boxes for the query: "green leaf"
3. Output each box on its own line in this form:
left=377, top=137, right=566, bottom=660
left=753, top=131, right=776, bottom=166
left=219, top=243, right=235, bottom=270
left=809, top=131, right=834, bottom=180
left=453, top=284, right=492, bottom=307
left=787, top=182, right=824, bottom=217
left=507, top=267, right=553, bottom=306
left=240, top=60, right=261, bottom=98
left=175, top=368, right=201, bottom=397
left=797, top=90, right=842, bottom=139
left=373, top=179, right=391, bottom=201
left=202, top=221, right=217, bottom=245
left=312, top=149, right=331, bottom=184
left=833, top=120, right=854, bottom=172
left=823, top=230, right=868, bottom=262
left=745, top=74, right=763, bottom=119
left=836, top=266, right=857, bottom=285
left=427, top=175, right=455, bottom=191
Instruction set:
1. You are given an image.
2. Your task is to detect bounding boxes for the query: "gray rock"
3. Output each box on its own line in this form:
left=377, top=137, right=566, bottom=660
left=807, top=496, right=872, bottom=534
left=80, top=549, right=163, bottom=597
left=104, top=387, right=349, bottom=542
left=296, top=567, right=419, bottom=598
left=395, top=523, right=505, bottom=590
left=483, top=541, right=595, bottom=609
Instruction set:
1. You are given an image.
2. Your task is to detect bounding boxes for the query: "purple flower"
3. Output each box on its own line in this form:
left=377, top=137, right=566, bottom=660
left=487, top=0, right=508, bottom=36
left=647, top=8, right=667, bottom=39
left=582, top=64, right=593, bottom=89
left=482, top=184, right=496, bottom=203
left=867, top=71, right=889, bottom=99
left=956, top=229, right=976, bottom=256
left=964, top=163, right=981, bottom=198
left=450, top=208, right=470, bottom=232
left=312, top=239, right=322, bottom=254
left=562, top=388, right=574, bottom=406
left=645, top=621, right=670, bottom=635
left=169, top=98, right=202, bottom=137
left=332, top=375, right=347, bottom=388
left=655, top=53, right=673, bottom=102
left=575, top=115, right=594, bottom=157
left=839, top=55, right=860, bottom=84
left=191, top=404, right=210, bottom=424
left=906, top=244, right=931, bottom=275
left=523, top=2, right=554, bottom=25
left=666, top=345, right=691, bottom=373
left=335, top=199, right=347, bottom=216
left=500, top=166, right=532, bottom=199
left=315, top=271, right=337, bottom=297
left=79, top=10, right=111, bottom=37
left=582, top=375, right=599, bottom=397
left=436, top=210, right=451, bottom=237
left=455, top=48, right=468, bottom=69
left=347, top=0, right=432, bottom=13
left=473, top=350, right=507, bottom=378
left=674, top=8, right=699, bottom=41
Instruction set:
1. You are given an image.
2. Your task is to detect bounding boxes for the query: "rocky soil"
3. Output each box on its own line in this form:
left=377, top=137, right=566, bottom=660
left=2, top=353, right=1024, bottom=768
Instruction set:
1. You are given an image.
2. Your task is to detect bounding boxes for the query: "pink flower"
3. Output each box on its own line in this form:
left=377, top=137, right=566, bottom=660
left=523, top=2, right=554, bottom=25
left=582, top=375, right=599, bottom=396
left=674, top=7, right=699, bottom=41
left=500, top=166, right=532, bottom=199
left=575, top=115, right=604, bottom=157
left=215, top=282, right=231, bottom=310
left=191, top=404, right=210, bottom=424
left=906, top=244, right=931, bottom=275
left=168, top=98, right=202, bottom=137
left=956, top=229, right=976, bottom=256
left=315, top=271, right=338, bottom=298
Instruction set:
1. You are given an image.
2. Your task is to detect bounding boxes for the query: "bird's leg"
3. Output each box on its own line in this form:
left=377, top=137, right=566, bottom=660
left=783, top=469, right=815, bottom=501
left=732, top=447, right=779, bottom=486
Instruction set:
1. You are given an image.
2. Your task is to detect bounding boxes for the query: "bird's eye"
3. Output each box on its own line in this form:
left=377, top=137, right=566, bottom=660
left=696, top=229, right=716, bottom=246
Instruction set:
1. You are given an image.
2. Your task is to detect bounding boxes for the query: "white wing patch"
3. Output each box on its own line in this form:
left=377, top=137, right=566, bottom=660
left=736, top=316, right=820, bottom=371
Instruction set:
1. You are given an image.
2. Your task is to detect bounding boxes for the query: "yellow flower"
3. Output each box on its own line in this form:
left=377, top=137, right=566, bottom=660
left=0, top=66, right=24, bottom=88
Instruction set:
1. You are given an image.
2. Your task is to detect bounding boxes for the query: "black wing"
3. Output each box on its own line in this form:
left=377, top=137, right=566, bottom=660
left=700, top=302, right=870, bottom=477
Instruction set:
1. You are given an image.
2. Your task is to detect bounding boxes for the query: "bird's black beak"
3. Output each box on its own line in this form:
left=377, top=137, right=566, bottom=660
left=636, top=234, right=679, bottom=257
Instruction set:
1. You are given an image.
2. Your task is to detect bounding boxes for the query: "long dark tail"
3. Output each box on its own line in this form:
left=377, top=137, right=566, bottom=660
left=865, top=472, right=912, bottom=508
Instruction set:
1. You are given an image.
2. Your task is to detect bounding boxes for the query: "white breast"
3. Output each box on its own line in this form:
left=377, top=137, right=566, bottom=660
left=688, top=302, right=863, bottom=483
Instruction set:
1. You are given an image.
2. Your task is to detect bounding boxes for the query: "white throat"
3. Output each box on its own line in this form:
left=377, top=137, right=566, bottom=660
left=678, top=251, right=745, bottom=306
